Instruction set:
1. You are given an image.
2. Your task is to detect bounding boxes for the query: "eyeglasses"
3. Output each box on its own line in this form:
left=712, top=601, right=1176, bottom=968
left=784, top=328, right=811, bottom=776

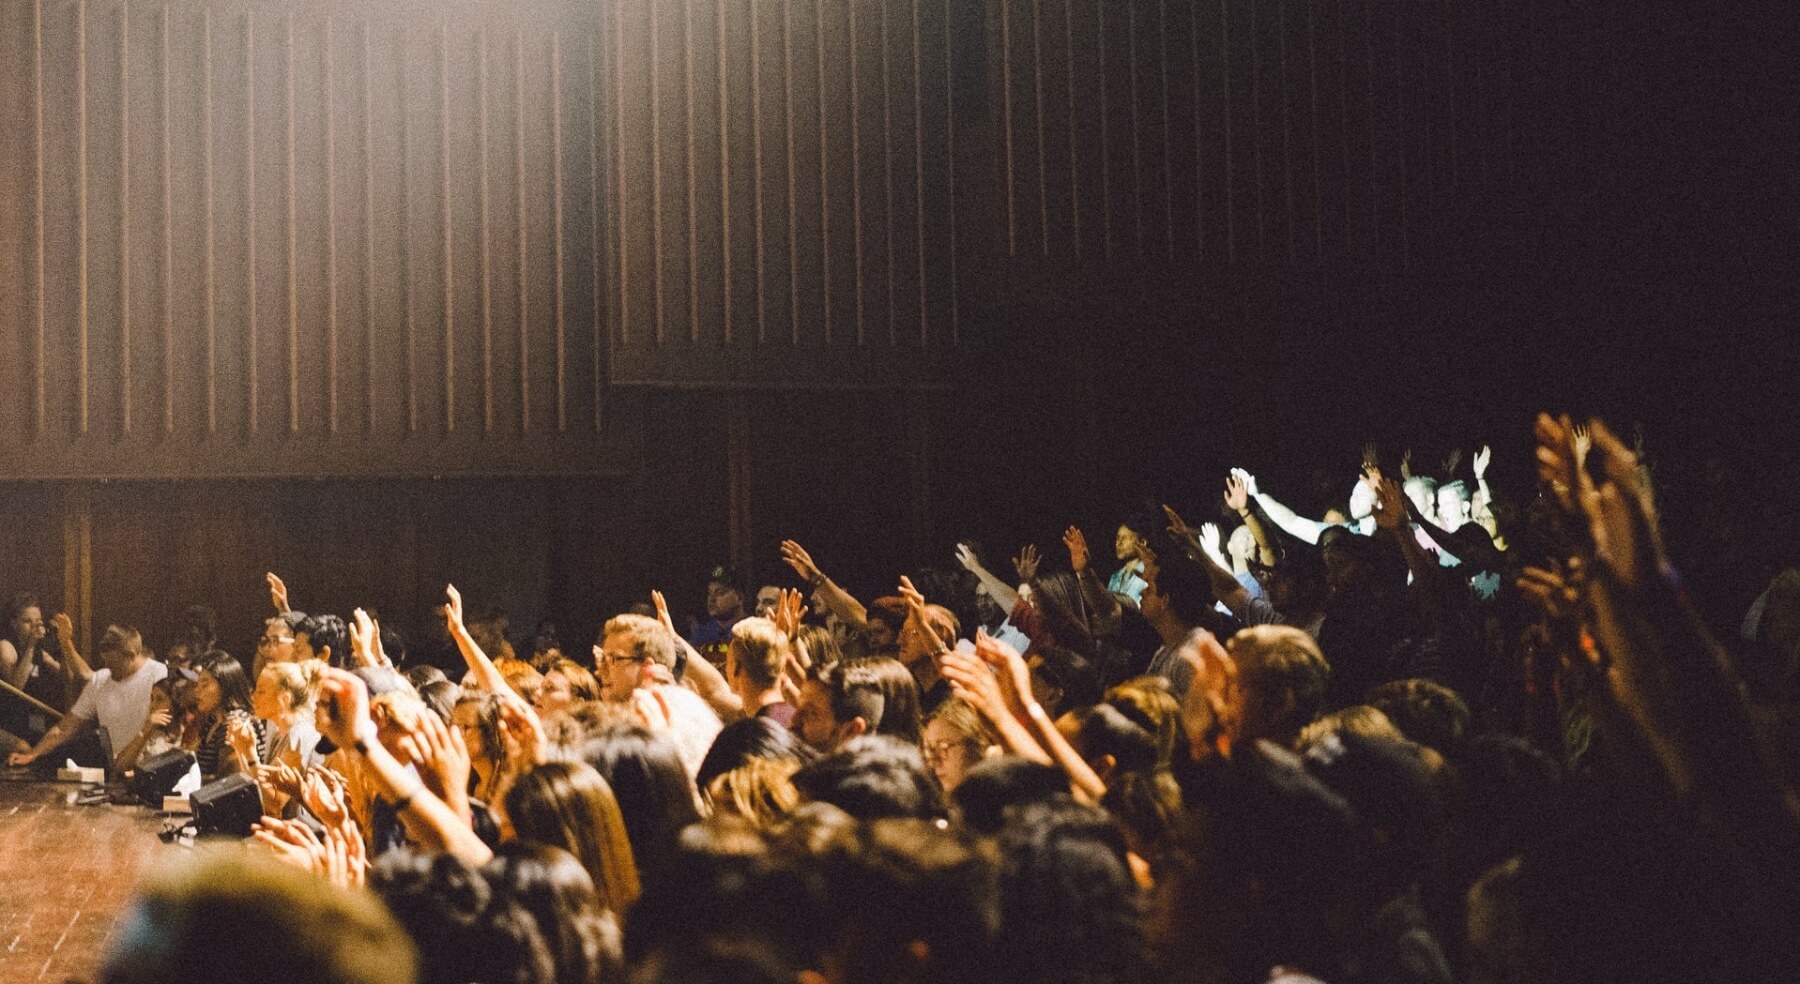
left=922, top=739, right=967, bottom=764
left=593, top=647, right=645, bottom=669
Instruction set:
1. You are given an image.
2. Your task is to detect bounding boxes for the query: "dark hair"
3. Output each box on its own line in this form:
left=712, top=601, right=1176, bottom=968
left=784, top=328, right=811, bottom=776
left=1073, top=703, right=1160, bottom=776
left=1364, top=678, right=1471, bottom=756
left=1151, top=553, right=1219, bottom=629
left=176, top=605, right=219, bottom=650
left=198, top=651, right=254, bottom=715
left=1302, top=730, right=1443, bottom=881
left=696, top=716, right=814, bottom=791
left=950, top=757, right=1073, bottom=836
left=790, top=735, right=942, bottom=821
left=370, top=850, right=555, bottom=984
left=484, top=840, right=623, bottom=984
left=2, top=593, right=42, bottom=647
left=455, top=692, right=505, bottom=768
left=996, top=799, right=1152, bottom=984
left=579, top=727, right=702, bottom=893
left=417, top=679, right=461, bottom=724
left=405, top=664, right=449, bottom=691
left=299, top=613, right=349, bottom=667
left=353, top=665, right=413, bottom=699
left=816, top=657, right=923, bottom=744
left=1033, top=645, right=1103, bottom=714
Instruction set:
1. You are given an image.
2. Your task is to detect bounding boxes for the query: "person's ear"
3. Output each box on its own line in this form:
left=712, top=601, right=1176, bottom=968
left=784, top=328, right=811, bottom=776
left=316, top=646, right=332, bottom=665
left=1097, top=753, right=1118, bottom=785
left=840, top=717, right=869, bottom=744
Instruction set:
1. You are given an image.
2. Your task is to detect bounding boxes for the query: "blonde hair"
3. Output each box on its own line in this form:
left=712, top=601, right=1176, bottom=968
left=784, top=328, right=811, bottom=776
left=1296, top=704, right=1405, bottom=753
left=503, top=761, right=642, bottom=913
left=728, top=617, right=790, bottom=689
left=705, top=758, right=802, bottom=828
left=496, top=658, right=545, bottom=704
left=261, top=659, right=325, bottom=712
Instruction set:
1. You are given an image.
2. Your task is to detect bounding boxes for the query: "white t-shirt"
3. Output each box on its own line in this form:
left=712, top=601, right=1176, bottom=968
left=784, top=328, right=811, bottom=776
left=69, top=660, right=168, bottom=751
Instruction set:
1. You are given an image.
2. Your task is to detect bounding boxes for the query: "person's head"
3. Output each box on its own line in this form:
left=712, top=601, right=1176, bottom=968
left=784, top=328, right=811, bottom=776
left=3, top=593, right=45, bottom=647
left=1319, top=525, right=1386, bottom=598
left=417, top=678, right=461, bottom=724
left=1365, top=678, right=1472, bottom=756
left=1104, top=677, right=1187, bottom=768
left=501, top=760, right=641, bottom=914
left=452, top=691, right=505, bottom=768
left=257, top=613, right=304, bottom=666
left=404, top=663, right=449, bottom=691
left=922, top=697, right=996, bottom=793
left=1296, top=703, right=1406, bottom=753
left=1263, top=549, right=1327, bottom=616
left=793, top=623, right=843, bottom=675
left=1115, top=515, right=1155, bottom=563
left=1403, top=475, right=1440, bottom=521
left=812, top=818, right=999, bottom=984
left=578, top=726, right=703, bottom=890
left=705, top=758, right=804, bottom=828
left=103, top=850, right=417, bottom=984
left=1225, top=625, right=1330, bottom=750
left=597, top=614, right=676, bottom=702
left=194, top=652, right=253, bottom=718
left=482, top=842, right=622, bottom=984
left=795, top=657, right=923, bottom=752
left=754, top=585, right=783, bottom=618
left=293, top=613, right=347, bottom=667
left=96, top=624, right=149, bottom=674
left=696, top=716, right=814, bottom=792
left=705, top=566, right=747, bottom=621
left=1302, top=730, right=1443, bottom=886
left=995, top=798, right=1151, bottom=984
left=370, top=850, right=554, bottom=984
left=949, top=757, right=1072, bottom=835
left=896, top=603, right=959, bottom=671
left=1027, top=644, right=1102, bottom=717
left=1138, top=553, right=1215, bottom=631
left=251, top=659, right=321, bottom=722
left=863, top=600, right=906, bottom=651
left=1227, top=523, right=1257, bottom=564
left=1436, top=480, right=1473, bottom=532
left=726, top=617, right=790, bottom=702
left=535, top=658, right=600, bottom=717
left=1347, top=475, right=1378, bottom=524
left=1068, top=703, right=1160, bottom=787
left=791, top=735, right=943, bottom=821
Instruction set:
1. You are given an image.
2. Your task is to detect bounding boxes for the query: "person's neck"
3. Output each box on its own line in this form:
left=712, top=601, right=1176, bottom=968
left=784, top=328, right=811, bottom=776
left=1150, top=612, right=1191, bottom=648
left=751, top=686, right=786, bottom=710
left=1229, top=555, right=1250, bottom=575
left=109, top=655, right=147, bottom=680
left=1117, top=558, right=1141, bottom=574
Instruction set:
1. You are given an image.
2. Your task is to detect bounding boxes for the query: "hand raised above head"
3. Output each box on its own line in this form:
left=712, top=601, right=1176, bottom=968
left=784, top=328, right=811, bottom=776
left=1012, top=544, right=1041, bottom=583
left=1063, top=526, right=1091, bottom=573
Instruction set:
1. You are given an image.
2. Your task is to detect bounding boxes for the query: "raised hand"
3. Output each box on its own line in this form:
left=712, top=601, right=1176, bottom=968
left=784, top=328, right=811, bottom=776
left=953, top=542, right=986, bottom=574
left=1230, top=467, right=1260, bottom=497
left=772, top=588, right=808, bottom=639
left=50, top=612, right=74, bottom=646
left=1198, top=522, right=1224, bottom=562
left=1472, top=445, right=1492, bottom=481
left=973, top=630, right=1034, bottom=714
left=1577, top=419, right=1664, bottom=590
left=1443, top=447, right=1465, bottom=478
left=1223, top=473, right=1251, bottom=514
left=1371, top=475, right=1408, bottom=531
left=348, top=609, right=381, bottom=668
left=315, top=667, right=373, bottom=752
left=1572, top=423, right=1593, bottom=462
left=445, top=584, right=467, bottom=634
left=1163, top=503, right=1197, bottom=544
left=941, top=648, right=1008, bottom=724
left=1533, top=413, right=1586, bottom=513
left=780, top=540, right=824, bottom=585
left=322, top=822, right=368, bottom=888
left=650, top=589, right=678, bottom=636
left=302, top=768, right=351, bottom=829
left=1063, top=526, right=1091, bottom=572
left=252, top=816, right=323, bottom=873
left=1012, top=544, right=1041, bottom=583
left=267, top=572, right=291, bottom=614
left=1400, top=448, right=1416, bottom=481
left=494, top=691, right=548, bottom=770
left=227, top=715, right=259, bottom=765
left=396, top=707, right=472, bottom=812
left=1518, top=558, right=1587, bottom=627
left=1362, top=441, right=1380, bottom=470
left=255, top=761, right=305, bottom=802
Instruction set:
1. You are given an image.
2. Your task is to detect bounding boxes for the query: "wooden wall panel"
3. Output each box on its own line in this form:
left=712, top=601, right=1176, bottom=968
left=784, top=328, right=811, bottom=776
left=605, top=0, right=977, bottom=387
left=0, top=0, right=620, bottom=479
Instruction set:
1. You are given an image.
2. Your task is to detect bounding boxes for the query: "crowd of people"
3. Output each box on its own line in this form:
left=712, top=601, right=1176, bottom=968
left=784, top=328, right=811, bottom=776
left=4, top=414, right=1798, bottom=984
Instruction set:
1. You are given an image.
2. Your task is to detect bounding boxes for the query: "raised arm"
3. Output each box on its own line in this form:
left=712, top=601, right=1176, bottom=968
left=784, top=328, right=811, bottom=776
left=445, top=584, right=517, bottom=701
left=781, top=540, right=869, bottom=631
left=954, top=542, right=1021, bottom=614
left=51, top=613, right=93, bottom=694
left=267, top=572, right=292, bottom=615
left=1192, top=525, right=1254, bottom=616
left=652, top=590, right=743, bottom=720
left=1065, top=527, right=1123, bottom=633
left=1240, top=469, right=1332, bottom=546
left=1224, top=472, right=1278, bottom=566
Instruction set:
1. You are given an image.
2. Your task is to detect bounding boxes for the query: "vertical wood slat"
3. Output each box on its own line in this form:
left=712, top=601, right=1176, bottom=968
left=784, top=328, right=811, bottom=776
left=204, top=10, right=217, bottom=434
left=120, top=6, right=132, bottom=435
left=161, top=6, right=174, bottom=435
left=785, top=0, right=800, bottom=346
left=1190, top=0, right=1204, bottom=261
left=33, top=0, right=47, bottom=434
left=1158, top=0, right=1174, bottom=258
left=402, top=32, right=419, bottom=433
left=999, top=0, right=1015, bottom=255
left=1066, top=0, right=1081, bottom=258
left=285, top=12, right=298, bottom=435
left=814, top=0, right=831, bottom=344
left=326, top=16, right=339, bottom=434
left=1220, top=0, right=1235, bottom=262
left=515, top=32, right=529, bottom=432
left=1249, top=0, right=1265, bottom=261
left=1097, top=0, right=1112, bottom=258
left=880, top=2, right=895, bottom=344
left=440, top=23, right=455, bottom=433
left=362, top=22, right=376, bottom=433
left=1278, top=0, right=1295, bottom=262
left=750, top=0, right=766, bottom=344
left=479, top=30, right=494, bottom=433
left=1127, top=0, right=1141, bottom=253
left=589, top=29, right=602, bottom=431
left=943, top=0, right=957, bottom=342
left=683, top=0, right=698, bottom=345
left=615, top=0, right=632, bottom=345
left=912, top=0, right=927, bottom=344
left=649, top=1, right=665, bottom=345
left=78, top=0, right=90, bottom=435
left=713, top=0, right=730, bottom=344
left=246, top=12, right=257, bottom=436
left=552, top=32, right=567, bottom=432
left=850, top=0, right=864, bottom=343
left=1031, top=0, right=1047, bottom=256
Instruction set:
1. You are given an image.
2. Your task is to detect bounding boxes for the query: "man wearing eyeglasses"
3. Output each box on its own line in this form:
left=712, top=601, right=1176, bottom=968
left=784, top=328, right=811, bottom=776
left=594, top=614, right=721, bottom=777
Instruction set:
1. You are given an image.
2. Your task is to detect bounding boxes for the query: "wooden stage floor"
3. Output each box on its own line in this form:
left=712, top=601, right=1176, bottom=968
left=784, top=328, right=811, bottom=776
left=0, top=779, right=174, bottom=984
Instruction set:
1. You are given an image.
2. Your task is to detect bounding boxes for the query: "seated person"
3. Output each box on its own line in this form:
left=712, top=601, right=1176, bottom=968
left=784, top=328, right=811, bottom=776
left=8, top=624, right=167, bottom=772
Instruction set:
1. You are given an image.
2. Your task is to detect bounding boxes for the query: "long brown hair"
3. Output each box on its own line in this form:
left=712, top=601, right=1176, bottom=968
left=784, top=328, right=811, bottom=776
left=502, top=761, right=641, bottom=913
